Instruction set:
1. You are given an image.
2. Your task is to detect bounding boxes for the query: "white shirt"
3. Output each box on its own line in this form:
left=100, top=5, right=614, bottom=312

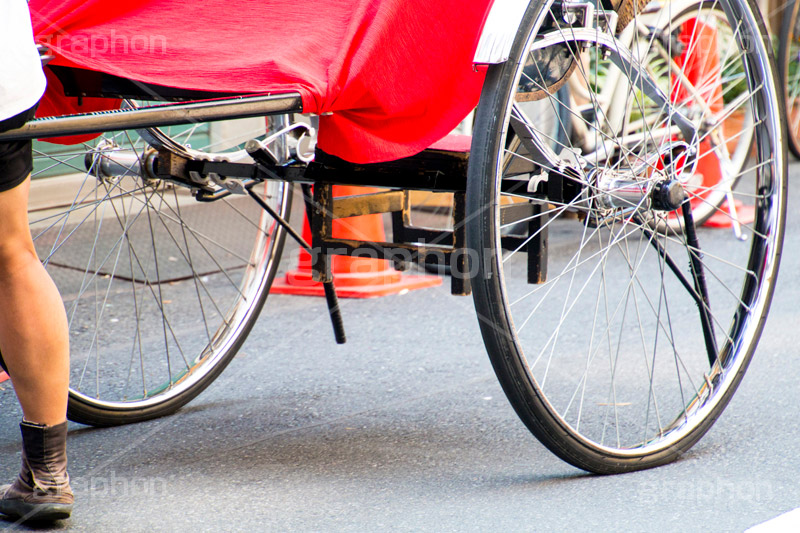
left=0, top=0, right=46, bottom=121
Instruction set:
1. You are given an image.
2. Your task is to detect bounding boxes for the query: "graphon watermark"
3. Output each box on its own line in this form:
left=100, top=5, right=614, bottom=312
left=637, top=478, right=776, bottom=508
left=283, top=243, right=495, bottom=282
left=40, top=31, right=168, bottom=58
left=71, top=471, right=174, bottom=499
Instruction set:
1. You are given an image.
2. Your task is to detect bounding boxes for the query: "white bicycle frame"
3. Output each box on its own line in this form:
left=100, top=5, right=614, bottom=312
left=563, top=0, right=755, bottom=236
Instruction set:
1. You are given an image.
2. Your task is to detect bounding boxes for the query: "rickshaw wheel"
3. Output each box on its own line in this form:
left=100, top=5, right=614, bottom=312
left=467, top=0, right=786, bottom=473
left=29, top=111, right=291, bottom=426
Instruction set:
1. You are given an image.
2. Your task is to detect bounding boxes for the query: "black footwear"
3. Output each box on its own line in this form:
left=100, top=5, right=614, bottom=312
left=0, top=420, right=73, bottom=522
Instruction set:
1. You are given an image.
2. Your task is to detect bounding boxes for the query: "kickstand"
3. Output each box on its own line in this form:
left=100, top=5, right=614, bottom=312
left=246, top=184, right=346, bottom=344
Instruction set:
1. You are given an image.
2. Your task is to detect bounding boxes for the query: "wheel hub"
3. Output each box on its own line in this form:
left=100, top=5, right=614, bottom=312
left=582, top=139, right=694, bottom=217
left=587, top=168, right=685, bottom=213
left=651, top=179, right=686, bottom=211
left=85, top=140, right=160, bottom=185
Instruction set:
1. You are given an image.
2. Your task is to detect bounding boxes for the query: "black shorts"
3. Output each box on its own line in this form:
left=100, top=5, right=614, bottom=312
left=0, top=105, right=38, bottom=193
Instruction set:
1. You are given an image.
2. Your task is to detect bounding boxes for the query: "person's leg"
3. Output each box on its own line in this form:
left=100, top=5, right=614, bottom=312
left=0, top=133, right=73, bottom=522
left=0, top=176, right=70, bottom=425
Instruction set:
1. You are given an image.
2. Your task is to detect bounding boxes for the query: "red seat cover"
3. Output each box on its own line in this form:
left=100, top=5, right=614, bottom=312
left=29, top=0, right=491, bottom=163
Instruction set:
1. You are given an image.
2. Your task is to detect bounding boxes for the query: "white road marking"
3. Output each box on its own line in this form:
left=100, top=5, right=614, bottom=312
left=747, top=508, right=800, bottom=532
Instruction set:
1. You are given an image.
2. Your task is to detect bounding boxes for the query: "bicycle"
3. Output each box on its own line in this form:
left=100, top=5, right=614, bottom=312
left=1, top=0, right=786, bottom=474
left=779, top=0, right=800, bottom=157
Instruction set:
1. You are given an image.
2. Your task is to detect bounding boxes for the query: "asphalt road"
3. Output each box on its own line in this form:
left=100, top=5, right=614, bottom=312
left=2, top=163, right=800, bottom=532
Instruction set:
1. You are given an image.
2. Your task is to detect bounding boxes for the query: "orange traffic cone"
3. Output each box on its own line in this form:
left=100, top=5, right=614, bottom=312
left=270, top=185, right=442, bottom=298
left=0, top=371, right=8, bottom=384
left=669, top=19, right=748, bottom=230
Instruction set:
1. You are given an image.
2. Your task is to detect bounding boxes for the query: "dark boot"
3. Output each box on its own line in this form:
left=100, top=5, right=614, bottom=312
left=0, top=420, right=73, bottom=522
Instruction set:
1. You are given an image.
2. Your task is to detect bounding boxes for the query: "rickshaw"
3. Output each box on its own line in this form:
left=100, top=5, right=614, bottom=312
left=1, top=0, right=786, bottom=474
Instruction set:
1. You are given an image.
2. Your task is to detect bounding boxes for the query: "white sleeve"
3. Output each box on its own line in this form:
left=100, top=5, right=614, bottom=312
left=0, top=0, right=47, bottom=121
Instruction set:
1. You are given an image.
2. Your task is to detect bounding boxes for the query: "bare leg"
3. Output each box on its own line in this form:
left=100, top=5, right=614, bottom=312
left=0, top=177, right=69, bottom=426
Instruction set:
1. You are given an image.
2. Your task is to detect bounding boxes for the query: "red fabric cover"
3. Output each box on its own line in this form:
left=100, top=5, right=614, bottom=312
left=28, top=0, right=490, bottom=163
left=36, top=67, right=122, bottom=144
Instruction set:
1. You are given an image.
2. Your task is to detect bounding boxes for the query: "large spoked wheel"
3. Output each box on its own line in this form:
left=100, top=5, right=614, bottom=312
left=30, top=111, right=291, bottom=426
left=779, top=0, right=800, bottom=159
left=468, top=0, right=785, bottom=473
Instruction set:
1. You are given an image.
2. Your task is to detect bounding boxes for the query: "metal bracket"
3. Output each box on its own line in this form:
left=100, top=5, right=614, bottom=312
left=531, top=27, right=698, bottom=145
left=208, top=172, right=248, bottom=195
